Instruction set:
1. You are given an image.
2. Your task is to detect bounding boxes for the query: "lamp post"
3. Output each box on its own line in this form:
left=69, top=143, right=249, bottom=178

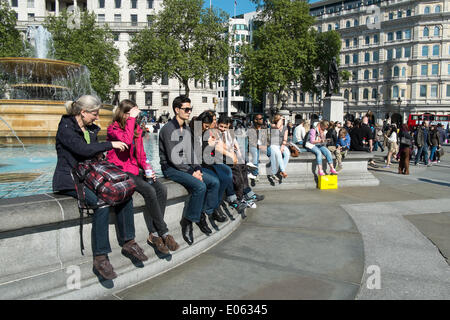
left=396, top=96, right=402, bottom=126
left=376, top=93, right=381, bottom=124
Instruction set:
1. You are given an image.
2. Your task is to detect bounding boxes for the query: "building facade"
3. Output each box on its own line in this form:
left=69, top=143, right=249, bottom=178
left=9, top=0, right=218, bottom=118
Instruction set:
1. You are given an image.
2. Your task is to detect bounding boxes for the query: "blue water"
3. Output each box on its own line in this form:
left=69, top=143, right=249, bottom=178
left=0, top=134, right=161, bottom=199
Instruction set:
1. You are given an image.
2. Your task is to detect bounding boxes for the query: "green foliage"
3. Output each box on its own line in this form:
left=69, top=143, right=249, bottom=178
left=44, top=11, right=120, bottom=102
left=313, top=30, right=342, bottom=93
left=0, top=0, right=27, bottom=58
left=127, top=0, right=231, bottom=97
left=239, top=0, right=317, bottom=105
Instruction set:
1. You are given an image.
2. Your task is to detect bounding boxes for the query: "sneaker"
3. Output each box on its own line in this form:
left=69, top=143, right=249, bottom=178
left=229, top=200, right=247, bottom=213
left=383, top=165, right=390, bottom=168
left=147, top=234, right=169, bottom=255
left=432, top=160, right=438, bottom=164
left=93, top=255, right=117, bottom=280
left=246, top=162, right=258, bottom=169
left=336, top=165, right=343, bottom=172
left=270, top=174, right=280, bottom=181
left=248, top=173, right=257, bottom=180
left=329, top=168, right=338, bottom=175
left=427, top=163, right=432, bottom=167
left=245, top=199, right=257, bottom=209
left=122, top=240, right=149, bottom=261
left=318, top=169, right=325, bottom=176
left=163, top=234, right=179, bottom=252
left=245, top=193, right=265, bottom=202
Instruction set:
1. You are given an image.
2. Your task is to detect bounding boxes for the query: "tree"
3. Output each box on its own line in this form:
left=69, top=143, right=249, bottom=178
left=239, top=0, right=318, bottom=108
left=127, top=0, right=231, bottom=97
left=44, top=10, right=120, bottom=101
left=0, top=0, right=27, bottom=58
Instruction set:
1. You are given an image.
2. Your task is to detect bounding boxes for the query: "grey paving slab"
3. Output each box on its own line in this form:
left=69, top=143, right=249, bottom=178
left=405, top=212, right=450, bottom=265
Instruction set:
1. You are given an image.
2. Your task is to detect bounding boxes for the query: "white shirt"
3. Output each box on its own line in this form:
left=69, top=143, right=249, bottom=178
left=293, top=125, right=306, bottom=144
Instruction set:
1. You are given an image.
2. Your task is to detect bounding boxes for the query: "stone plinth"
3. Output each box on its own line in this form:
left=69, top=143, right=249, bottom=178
left=322, top=94, right=345, bottom=123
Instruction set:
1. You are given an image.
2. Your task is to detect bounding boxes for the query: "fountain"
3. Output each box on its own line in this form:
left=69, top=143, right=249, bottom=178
left=0, top=26, right=113, bottom=144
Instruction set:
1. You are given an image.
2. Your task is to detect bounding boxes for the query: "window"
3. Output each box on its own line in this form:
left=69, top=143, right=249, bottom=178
left=346, top=21, right=351, bottom=28
left=406, top=9, right=411, bottom=17
left=422, top=46, right=429, bottom=57
left=433, top=45, right=440, bottom=56
left=131, top=14, right=138, bottom=26
left=398, top=11, right=402, bottom=18
left=345, top=55, right=350, bottom=64
left=394, top=66, right=400, bottom=77
left=396, top=31, right=402, bottom=40
left=131, top=0, right=137, bottom=9
left=404, top=47, right=411, bottom=58
left=128, top=91, right=136, bottom=102
left=161, top=72, right=169, bottom=85
left=423, top=27, right=429, bottom=37
left=364, top=70, right=370, bottom=80
left=363, top=89, right=369, bottom=99
left=374, top=34, right=379, bottom=44
left=435, top=5, right=441, bottom=13
left=335, top=23, right=339, bottom=30
left=365, top=36, right=370, bottom=45
left=27, top=0, right=34, bottom=8
left=129, top=70, right=136, bottom=85
left=365, top=52, right=370, bottom=62
left=372, top=88, right=378, bottom=99
left=328, top=24, right=332, bottom=31
left=373, top=68, right=378, bottom=79
left=97, top=14, right=105, bottom=23
left=447, top=85, right=450, bottom=97
left=28, top=13, right=35, bottom=21
left=98, top=0, right=105, bottom=8
left=147, top=15, right=154, bottom=26
left=431, top=85, right=438, bottom=97
left=393, top=86, right=399, bottom=98
left=354, top=19, right=359, bottom=27
left=346, top=39, right=350, bottom=48
left=389, top=12, right=394, bottom=20
left=353, top=53, right=358, bottom=64
left=113, top=33, right=119, bottom=41
left=115, top=0, right=121, bottom=8
left=344, top=90, right=349, bottom=100
left=405, top=29, right=411, bottom=40
left=434, top=26, right=440, bottom=36
left=114, top=14, right=121, bottom=23
left=421, top=65, right=428, bottom=76
left=388, top=32, right=394, bottom=41
left=420, top=85, right=427, bottom=97
left=147, top=0, right=153, bottom=9
left=161, top=92, right=169, bottom=106
left=387, top=49, right=393, bottom=60
left=145, top=92, right=153, bottom=106
left=431, top=64, right=438, bottom=75
left=352, top=70, right=358, bottom=81
left=396, top=48, right=402, bottom=59
left=373, top=51, right=379, bottom=62
left=353, top=38, right=358, bottom=46
left=402, top=67, right=406, bottom=77
left=448, top=64, right=450, bottom=75
left=424, top=7, right=430, bottom=14
left=11, top=0, right=18, bottom=7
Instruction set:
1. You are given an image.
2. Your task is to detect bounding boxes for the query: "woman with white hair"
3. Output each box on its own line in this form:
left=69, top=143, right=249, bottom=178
left=52, top=95, right=148, bottom=280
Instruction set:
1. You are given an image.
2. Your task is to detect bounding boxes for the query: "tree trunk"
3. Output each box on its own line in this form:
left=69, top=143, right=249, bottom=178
left=183, top=79, right=190, bottom=97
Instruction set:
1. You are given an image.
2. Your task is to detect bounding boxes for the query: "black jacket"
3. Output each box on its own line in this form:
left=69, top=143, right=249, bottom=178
left=52, top=115, right=113, bottom=192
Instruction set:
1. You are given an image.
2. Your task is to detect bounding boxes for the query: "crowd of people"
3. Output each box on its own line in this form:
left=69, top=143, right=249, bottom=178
left=51, top=94, right=448, bottom=280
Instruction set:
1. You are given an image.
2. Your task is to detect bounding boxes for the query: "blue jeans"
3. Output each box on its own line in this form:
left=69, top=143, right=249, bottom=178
left=212, top=164, right=235, bottom=201
left=429, top=146, right=438, bottom=161
left=308, top=145, right=333, bottom=166
left=415, top=145, right=429, bottom=165
left=373, top=141, right=384, bottom=152
left=249, top=146, right=259, bottom=175
left=62, top=188, right=135, bottom=256
left=270, top=145, right=290, bottom=175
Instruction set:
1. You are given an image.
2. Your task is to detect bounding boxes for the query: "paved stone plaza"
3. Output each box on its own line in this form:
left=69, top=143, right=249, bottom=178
left=103, top=146, right=450, bottom=300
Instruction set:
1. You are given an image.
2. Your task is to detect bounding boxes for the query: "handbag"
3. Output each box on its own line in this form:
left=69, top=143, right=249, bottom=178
left=438, top=147, right=445, bottom=157
left=400, top=137, right=412, bottom=146
left=288, top=143, right=300, bottom=157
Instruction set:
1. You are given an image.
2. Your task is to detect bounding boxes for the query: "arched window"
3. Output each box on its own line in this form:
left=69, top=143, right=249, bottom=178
left=406, top=9, right=411, bottom=17
left=129, top=69, right=136, bottom=85
left=423, top=27, right=429, bottom=37
left=435, top=5, right=441, bottom=13
left=346, top=20, right=351, bottom=28
left=433, top=44, right=440, bottom=56
left=363, top=89, right=369, bottom=99
left=394, top=66, right=400, bottom=77
left=335, top=22, right=339, bottom=30
left=434, top=26, right=440, bottom=36
left=424, top=6, right=430, bottom=14
left=354, top=19, right=359, bottom=27
left=344, top=89, right=349, bottom=100
left=328, top=24, right=332, bottom=31
left=364, top=70, right=370, bottom=80
left=422, top=45, right=429, bottom=56
left=401, top=67, right=406, bottom=77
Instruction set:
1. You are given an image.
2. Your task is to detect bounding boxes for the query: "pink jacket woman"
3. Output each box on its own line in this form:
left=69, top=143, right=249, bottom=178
left=106, top=117, right=152, bottom=176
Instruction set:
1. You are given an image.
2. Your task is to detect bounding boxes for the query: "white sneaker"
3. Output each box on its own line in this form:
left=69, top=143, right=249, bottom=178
left=248, top=173, right=257, bottom=180
left=245, top=199, right=257, bottom=209
left=246, top=162, right=258, bottom=169
left=270, top=174, right=280, bottom=181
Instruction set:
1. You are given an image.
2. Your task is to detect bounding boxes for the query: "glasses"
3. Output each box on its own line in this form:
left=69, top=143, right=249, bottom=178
left=179, top=107, right=193, bottom=113
left=255, top=118, right=263, bottom=120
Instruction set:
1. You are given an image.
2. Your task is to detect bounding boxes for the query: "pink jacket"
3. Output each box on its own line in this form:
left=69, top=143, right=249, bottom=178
left=106, top=118, right=153, bottom=176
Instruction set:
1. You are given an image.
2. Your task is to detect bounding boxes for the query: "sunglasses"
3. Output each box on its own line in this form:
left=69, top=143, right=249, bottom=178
left=255, top=118, right=263, bottom=120
left=179, top=107, right=193, bottom=113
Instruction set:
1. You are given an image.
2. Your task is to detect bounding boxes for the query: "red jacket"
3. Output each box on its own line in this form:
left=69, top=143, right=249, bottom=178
left=106, top=118, right=152, bottom=176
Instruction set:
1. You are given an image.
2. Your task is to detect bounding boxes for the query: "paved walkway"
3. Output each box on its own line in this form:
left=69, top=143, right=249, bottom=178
left=104, top=146, right=450, bottom=300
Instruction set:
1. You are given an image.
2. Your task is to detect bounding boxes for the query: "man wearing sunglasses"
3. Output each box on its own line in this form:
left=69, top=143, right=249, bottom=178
left=159, top=95, right=219, bottom=245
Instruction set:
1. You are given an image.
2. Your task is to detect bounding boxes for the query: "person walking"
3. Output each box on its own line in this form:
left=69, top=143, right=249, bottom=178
left=414, top=121, right=431, bottom=166
left=53, top=95, right=147, bottom=280
left=429, top=125, right=441, bottom=164
left=384, top=124, right=398, bottom=168
left=107, top=99, right=179, bottom=255
left=398, top=124, right=412, bottom=175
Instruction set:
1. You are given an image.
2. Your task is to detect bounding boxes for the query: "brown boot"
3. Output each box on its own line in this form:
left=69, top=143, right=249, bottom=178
left=93, top=255, right=117, bottom=280
left=163, top=234, right=180, bottom=252
left=148, top=234, right=170, bottom=254
left=122, top=239, right=149, bottom=261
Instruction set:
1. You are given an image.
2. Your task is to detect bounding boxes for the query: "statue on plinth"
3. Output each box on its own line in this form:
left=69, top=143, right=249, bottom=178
left=326, top=57, right=340, bottom=96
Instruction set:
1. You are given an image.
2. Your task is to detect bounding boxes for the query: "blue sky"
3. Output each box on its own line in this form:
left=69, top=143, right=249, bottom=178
left=205, top=0, right=322, bottom=17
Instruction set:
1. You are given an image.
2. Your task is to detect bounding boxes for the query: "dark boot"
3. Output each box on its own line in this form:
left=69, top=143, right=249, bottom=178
left=196, top=212, right=212, bottom=235
left=180, top=217, right=194, bottom=245
left=212, top=208, right=227, bottom=223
